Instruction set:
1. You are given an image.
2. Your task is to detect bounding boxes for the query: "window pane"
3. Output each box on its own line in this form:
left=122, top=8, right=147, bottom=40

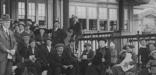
left=89, top=19, right=97, bottom=30
left=100, top=20, right=107, bottom=31
left=124, top=9, right=128, bottom=30
left=77, top=6, right=86, bottom=18
left=99, top=8, right=107, bottom=19
left=109, top=9, right=117, bottom=20
left=110, top=21, right=117, bottom=31
left=18, top=2, right=25, bottom=19
left=79, top=19, right=87, bottom=29
left=88, top=7, right=97, bottom=19
left=38, top=3, right=45, bottom=20
left=69, top=6, right=76, bottom=18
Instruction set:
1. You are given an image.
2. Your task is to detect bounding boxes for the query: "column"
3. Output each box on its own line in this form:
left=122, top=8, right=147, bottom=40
left=0, top=0, right=2, bottom=17
left=53, top=0, right=60, bottom=22
left=47, top=0, right=53, bottom=29
left=113, top=0, right=125, bottom=51
left=5, top=0, right=10, bottom=15
left=24, top=0, right=28, bottom=25
left=119, top=0, right=124, bottom=32
left=63, top=0, right=69, bottom=30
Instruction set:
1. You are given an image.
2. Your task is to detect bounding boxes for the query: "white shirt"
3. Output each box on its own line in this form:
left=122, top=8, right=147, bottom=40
left=3, top=26, right=9, bottom=35
left=32, top=48, right=35, bottom=54
left=47, top=46, right=51, bottom=53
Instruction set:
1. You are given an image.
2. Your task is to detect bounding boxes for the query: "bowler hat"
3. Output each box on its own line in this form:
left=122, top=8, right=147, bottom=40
left=0, top=14, right=12, bottom=21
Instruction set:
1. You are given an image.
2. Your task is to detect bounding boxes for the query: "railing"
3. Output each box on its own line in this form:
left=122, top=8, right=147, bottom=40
left=78, top=32, right=156, bottom=55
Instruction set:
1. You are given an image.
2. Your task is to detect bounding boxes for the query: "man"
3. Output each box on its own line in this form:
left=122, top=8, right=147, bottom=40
left=0, top=14, right=17, bottom=75
left=49, top=21, right=66, bottom=46
left=92, top=40, right=111, bottom=75
left=51, top=43, right=75, bottom=75
left=40, top=38, right=55, bottom=75
left=138, top=39, right=149, bottom=68
left=80, top=43, right=95, bottom=75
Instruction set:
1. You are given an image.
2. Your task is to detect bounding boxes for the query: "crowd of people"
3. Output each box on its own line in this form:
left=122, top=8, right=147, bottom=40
left=1, top=14, right=156, bottom=75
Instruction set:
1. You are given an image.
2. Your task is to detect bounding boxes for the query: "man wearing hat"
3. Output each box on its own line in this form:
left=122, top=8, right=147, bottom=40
left=51, top=43, right=75, bottom=75
left=79, top=43, right=94, bottom=75
left=0, top=14, right=17, bottom=75
left=40, top=37, right=55, bottom=75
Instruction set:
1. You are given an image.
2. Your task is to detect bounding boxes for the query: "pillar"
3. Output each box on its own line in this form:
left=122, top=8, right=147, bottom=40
left=5, top=0, right=11, bottom=15
left=113, top=0, right=125, bottom=51
left=63, top=0, right=69, bottom=30
left=0, top=0, right=2, bottom=17
left=24, top=0, right=28, bottom=25
left=119, top=0, right=124, bottom=32
left=47, top=0, right=53, bottom=29
left=53, top=0, right=60, bottom=22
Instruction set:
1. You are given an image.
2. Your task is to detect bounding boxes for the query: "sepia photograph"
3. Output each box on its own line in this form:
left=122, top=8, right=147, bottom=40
left=0, top=0, right=156, bottom=75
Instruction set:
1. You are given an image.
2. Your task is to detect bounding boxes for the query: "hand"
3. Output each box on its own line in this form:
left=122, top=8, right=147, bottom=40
left=88, top=63, right=92, bottom=66
left=63, top=65, right=68, bottom=69
left=106, top=67, right=113, bottom=74
left=36, top=42, right=41, bottom=45
left=10, top=50, right=16, bottom=55
left=68, top=65, right=74, bottom=69
left=148, top=68, right=151, bottom=73
left=102, top=58, right=105, bottom=62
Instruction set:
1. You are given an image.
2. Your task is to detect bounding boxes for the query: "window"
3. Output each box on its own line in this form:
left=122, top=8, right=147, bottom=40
left=38, top=3, right=46, bottom=25
left=69, top=6, right=76, bottom=18
left=99, top=20, right=107, bottom=31
left=18, top=2, right=25, bottom=19
left=109, top=8, right=117, bottom=31
left=3, top=4, right=6, bottom=14
left=79, top=19, right=87, bottom=29
left=77, top=6, right=87, bottom=30
left=99, top=8, right=108, bottom=31
left=88, top=7, right=97, bottom=30
left=124, top=9, right=128, bottom=30
left=28, top=3, right=35, bottom=21
left=89, top=19, right=97, bottom=30
left=38, top=3, right=45, bottom=20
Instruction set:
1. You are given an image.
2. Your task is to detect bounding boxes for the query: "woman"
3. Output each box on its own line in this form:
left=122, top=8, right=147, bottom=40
left=35, top=27, right=49, bottom=46
left=112, top=45, right=137, bottom=75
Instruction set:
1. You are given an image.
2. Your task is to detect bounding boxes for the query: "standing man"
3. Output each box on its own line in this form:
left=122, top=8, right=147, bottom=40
left=0, top=14, right=17, bottom=75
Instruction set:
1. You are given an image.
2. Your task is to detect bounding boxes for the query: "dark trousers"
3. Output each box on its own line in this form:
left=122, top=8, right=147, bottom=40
left=54, top=67, right=75, bottom=75
left=0, top=60, right=12, bottom=75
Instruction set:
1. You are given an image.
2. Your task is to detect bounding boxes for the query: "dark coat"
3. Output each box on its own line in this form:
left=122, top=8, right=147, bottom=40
left=50, top=49, right=74, bottom=68
left=0, top=29, right=17, bottom=75
left=49, top=29, right=66, bottom=46
left=40, top=45, right=55, bottom=70
left=138, top=47, right=150, bottom=66
left=92, top=47, right=111, bottom=67
left=35, top=33, right=49, bottom=45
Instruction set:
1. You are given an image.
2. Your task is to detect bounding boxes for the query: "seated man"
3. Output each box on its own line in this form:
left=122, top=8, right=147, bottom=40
left=51, top=43, right=75, bottom=75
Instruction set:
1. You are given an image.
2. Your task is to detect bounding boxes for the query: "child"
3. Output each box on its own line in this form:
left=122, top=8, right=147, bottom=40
left=146, top=50, right=156, bottom=75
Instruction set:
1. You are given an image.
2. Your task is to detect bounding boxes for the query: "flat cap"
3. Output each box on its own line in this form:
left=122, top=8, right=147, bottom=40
left=55, top=43, right=65, bottom=48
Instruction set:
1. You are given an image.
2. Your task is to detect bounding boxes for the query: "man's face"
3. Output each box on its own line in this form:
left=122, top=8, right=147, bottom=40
left=54, top=22, right=59, bottom=29
left=140, top=40, right=146, bottom=46
left=3, top=21, right=10, bottom=29
left=30, top=41, right=36, bottom=48
left=99, top=41, right=106, bottom=48
left=46, top=40, right=52, bottom=46
left=39, top=29, right=45, bottom=34
left=57, top=47, right=64, bottom=55
left=19, top=25, right=24, bottom=31
left=86, top=46, right=91, bottom=50
left=23, top=36, right=30, bottom=44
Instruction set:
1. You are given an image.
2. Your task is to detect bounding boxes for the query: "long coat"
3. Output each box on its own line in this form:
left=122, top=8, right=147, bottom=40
left=0, top=28, right=17, bottom=75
